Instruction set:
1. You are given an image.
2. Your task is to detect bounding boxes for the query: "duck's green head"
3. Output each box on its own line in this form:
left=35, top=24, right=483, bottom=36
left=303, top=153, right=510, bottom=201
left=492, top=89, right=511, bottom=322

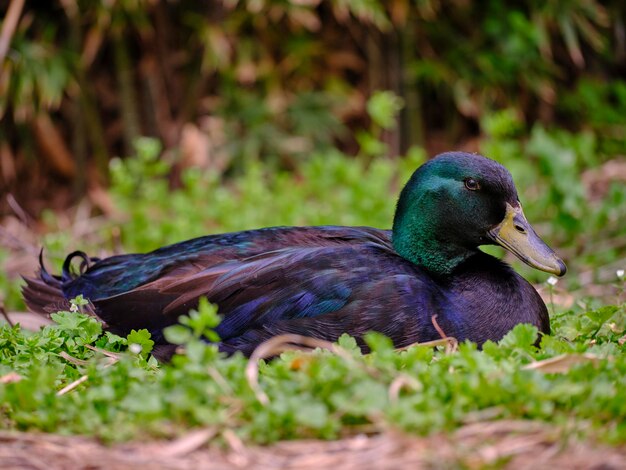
left=392, top=152, right=566, bottom=277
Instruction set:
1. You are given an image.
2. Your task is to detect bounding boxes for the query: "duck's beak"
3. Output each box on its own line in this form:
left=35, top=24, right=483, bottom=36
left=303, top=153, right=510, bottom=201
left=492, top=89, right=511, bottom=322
left=488, top=203, right=567, bottom=276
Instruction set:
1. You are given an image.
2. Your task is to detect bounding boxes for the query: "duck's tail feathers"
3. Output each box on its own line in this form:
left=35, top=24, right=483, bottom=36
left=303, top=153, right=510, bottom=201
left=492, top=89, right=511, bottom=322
left=22, top=248, right=69, bottom=316
left=61, top=250, right=94, bottom=282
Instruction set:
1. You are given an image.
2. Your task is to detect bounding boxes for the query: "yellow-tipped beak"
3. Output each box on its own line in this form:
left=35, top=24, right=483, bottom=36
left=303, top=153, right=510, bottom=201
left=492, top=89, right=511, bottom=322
left=488, top=203, right=567, bottom=277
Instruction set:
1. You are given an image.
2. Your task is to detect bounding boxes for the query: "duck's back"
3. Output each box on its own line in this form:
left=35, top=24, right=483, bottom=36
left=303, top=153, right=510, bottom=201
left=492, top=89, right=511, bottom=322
left=25, top=227, right=433, bottom=350
left=63, top=226, right=392, bottom=300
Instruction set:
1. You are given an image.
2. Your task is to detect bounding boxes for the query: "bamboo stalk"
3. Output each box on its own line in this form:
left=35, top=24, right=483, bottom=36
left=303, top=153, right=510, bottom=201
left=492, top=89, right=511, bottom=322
left=113, top=30, right=141, bottom=155
left=0, top=0, right=25, bottom=93
left=79, top=77, right=110, bottom=179
left=68, top=9, right=88, bottom=194
left=0, top=0, right=25, bottom=63
left=32, top=113, right=76, bottom=178
left=62, top=2, right=110, bottom=180
left=388, top=29, right=402, bottom=156
left=400, top=21, right=423, bottom=148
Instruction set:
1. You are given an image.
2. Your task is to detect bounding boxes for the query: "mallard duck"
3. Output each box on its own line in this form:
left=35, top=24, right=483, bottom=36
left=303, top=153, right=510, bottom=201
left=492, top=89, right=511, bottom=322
left=23, top=152, right=566, bottom=358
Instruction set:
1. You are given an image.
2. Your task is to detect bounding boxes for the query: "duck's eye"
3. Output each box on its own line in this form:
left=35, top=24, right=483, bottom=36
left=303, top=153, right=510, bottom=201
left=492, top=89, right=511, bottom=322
left=464, top=178, right=480, bottom=191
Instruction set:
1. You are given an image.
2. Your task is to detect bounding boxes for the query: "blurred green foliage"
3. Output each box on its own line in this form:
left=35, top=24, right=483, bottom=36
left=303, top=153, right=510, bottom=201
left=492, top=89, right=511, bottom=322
left=560, top=79, right=626, bottom=155
left=105, top=138, right=420, bottom=251
left=0, top=32, right=72, bottom=122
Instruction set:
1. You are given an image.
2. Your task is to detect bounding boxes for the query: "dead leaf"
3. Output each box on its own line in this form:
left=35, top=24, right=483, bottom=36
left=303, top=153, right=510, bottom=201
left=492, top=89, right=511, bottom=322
left=523, top=353, right=602, bottom=374
left=142, top=428, right=217, bottom=458
left=0, top=371, right=22, bottom=383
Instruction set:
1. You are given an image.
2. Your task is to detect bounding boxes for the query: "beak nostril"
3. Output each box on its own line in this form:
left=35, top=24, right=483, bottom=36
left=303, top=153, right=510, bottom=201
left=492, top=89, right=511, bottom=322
left=514, top=224, right=526, bottom=234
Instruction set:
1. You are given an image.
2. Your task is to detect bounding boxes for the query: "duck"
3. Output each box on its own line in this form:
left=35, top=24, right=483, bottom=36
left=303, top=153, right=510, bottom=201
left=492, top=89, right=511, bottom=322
left=23, top=152, right=566, bottom=359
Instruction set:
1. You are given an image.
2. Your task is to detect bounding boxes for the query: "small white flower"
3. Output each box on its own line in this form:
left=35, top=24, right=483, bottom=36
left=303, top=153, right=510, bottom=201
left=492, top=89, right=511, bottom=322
left=69, top=303, right=79, bottom=312
left=547, top=276, right=558, bottom=286
left=129, top=343, right=142, bottom=354
left=617, top=269, right=625, bottom=280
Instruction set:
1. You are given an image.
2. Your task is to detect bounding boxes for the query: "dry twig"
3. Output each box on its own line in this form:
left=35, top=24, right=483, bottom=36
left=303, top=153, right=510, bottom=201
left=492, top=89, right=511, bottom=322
left=0, top=303, right=14, bottom=328
left=58, top=351, right=91, bottom=366
left=388, top=374, right=421, bottom=403
left=56, top=375, right=88, bottom=396
left=0, top=0, right=25, bottom=66
left=245, top=334, right=353, bottom=405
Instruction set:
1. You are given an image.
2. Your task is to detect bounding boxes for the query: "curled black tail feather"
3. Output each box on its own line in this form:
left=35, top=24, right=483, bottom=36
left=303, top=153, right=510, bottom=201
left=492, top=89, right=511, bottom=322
left=62, top=251, right=92, bottom=282
left=38, top=248, right=61, bottom=288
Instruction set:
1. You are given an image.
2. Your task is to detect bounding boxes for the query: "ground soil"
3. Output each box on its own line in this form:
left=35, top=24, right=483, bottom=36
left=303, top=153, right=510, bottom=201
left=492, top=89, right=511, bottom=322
left=2, top=422, right=626, bottom=470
